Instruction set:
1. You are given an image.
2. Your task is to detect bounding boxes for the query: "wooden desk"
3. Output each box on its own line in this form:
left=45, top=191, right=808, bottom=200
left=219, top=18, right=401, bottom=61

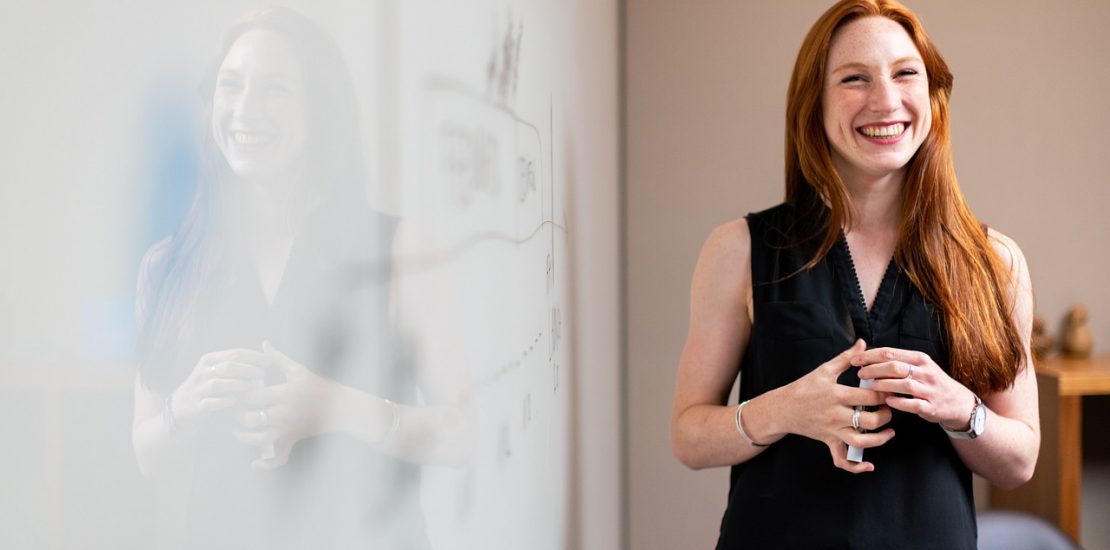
left=990, top=355, right=1110, bottom=544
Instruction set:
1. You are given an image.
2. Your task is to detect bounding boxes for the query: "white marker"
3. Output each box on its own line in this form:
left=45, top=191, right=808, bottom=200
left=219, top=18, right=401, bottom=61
left=846, top=378, right=874, bottom=463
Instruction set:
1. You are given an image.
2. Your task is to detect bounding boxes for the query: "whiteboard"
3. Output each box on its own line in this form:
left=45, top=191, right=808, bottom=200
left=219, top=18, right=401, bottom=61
left=0, top=0, right=619, bottom=548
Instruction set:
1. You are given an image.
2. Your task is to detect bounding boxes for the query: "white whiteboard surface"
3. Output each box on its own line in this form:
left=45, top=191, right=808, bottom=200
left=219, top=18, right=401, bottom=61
left=0, top=1, right=621, bottom=548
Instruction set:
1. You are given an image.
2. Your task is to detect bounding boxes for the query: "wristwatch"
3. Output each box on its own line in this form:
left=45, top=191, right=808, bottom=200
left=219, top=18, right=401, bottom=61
left=943, top=394, right=985, bottom=439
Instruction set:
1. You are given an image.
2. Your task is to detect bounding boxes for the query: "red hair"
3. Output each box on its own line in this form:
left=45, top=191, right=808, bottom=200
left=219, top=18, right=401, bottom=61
left=784, top=0, right=1025, bottom=394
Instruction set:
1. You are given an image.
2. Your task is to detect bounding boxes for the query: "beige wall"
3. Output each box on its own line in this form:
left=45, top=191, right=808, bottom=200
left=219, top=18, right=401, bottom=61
left=563, top=2, right=624, bottom=549
left=625, top=1, right=1110, bottom=548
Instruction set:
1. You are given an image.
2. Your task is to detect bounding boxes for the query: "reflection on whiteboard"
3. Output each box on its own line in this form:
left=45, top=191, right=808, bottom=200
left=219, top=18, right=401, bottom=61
left=393, top=3, right=571, bottom=548
left=0, top=0, right=576, bottom=548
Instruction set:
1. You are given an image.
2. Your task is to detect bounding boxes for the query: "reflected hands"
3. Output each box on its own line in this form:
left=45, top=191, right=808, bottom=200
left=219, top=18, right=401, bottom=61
left=853, top=347, right=977, bottom=432
left=171, top=349, right=270, bottom=429
left=781, top=339, right=895, bottom=473
left=234, top=341, right=342, bottom=469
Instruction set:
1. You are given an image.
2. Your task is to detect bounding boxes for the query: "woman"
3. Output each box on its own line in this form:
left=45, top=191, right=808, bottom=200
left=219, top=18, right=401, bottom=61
left=131, top=8, right=468, bottom=549
left=671, top=1, right=1039, bottom=548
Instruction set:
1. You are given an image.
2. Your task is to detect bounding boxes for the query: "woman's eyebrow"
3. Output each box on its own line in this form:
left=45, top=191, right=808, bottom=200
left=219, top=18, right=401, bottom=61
left=829, top=56, right=923, bottom=74
left=215, top=69, right=296, bottom=84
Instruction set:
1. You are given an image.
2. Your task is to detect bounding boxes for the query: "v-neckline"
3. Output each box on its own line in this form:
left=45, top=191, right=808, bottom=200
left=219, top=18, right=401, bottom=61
left=249, top=234, right=298, bottom=311
left=834, top=236, right=897, bottom=339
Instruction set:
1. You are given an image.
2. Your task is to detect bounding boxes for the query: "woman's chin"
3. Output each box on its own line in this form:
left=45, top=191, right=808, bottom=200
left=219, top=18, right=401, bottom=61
left=227, top=159, right=294, bottom=182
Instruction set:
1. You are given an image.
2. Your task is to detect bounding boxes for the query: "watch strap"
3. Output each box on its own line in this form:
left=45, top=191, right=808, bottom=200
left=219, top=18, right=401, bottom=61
left=943, top=394, right=983, bottom=439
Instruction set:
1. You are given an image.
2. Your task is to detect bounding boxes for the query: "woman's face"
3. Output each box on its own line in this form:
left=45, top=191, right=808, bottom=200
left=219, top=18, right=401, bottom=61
left=822, top=16, right=931, bottom=185
left=212, top=29, right=306, bottom=181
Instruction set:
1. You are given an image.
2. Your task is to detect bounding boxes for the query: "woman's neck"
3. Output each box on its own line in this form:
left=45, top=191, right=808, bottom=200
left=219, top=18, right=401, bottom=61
left=843, top=171, right=902, bottom=235
left=238, top=177, right=298, bottom=242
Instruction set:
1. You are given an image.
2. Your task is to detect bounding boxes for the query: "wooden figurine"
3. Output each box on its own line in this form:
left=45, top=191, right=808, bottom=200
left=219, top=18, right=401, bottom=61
left=1032, top=314, right=1056, bottom=361
left=1061, top=304, right=1093, bottom=359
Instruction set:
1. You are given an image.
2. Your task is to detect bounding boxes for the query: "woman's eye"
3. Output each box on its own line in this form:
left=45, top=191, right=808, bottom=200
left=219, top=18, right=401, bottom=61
left=896, top=69, right=919, bottom=77
left=217, top=78, right=242, bottom=90
left=841, top=74, right=863, bottom=84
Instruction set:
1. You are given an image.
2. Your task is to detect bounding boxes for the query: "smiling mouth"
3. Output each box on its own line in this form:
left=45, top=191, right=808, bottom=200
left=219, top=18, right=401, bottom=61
left=857, top=122, right=906, bottom=139
left=231, top=131, right=277, bottom=147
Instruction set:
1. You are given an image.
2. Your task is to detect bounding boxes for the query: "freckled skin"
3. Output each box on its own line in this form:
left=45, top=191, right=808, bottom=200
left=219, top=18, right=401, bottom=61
left=822, top=16, right=932, bottom=186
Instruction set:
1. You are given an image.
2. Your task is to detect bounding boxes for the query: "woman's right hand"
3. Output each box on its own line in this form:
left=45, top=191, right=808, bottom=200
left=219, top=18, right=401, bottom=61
left=170, top=349, right=270, bottom=429
left=778, top=339, right=895, bottom=473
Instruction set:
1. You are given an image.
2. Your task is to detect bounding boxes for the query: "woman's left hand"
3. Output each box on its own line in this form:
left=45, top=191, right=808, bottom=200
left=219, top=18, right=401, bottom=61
left=852, top=347, right=978, bottom=431
left=234, top=341, right=341, bottom=469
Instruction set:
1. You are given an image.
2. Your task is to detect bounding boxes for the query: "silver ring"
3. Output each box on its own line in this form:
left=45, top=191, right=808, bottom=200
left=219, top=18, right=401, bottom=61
left=907, top=365, right=915, bottom=379
left=209, top=365, right=217, bottom=375
left=258, top=410, right=268, bottom=428
left=851, top=407, right=862, bottom=432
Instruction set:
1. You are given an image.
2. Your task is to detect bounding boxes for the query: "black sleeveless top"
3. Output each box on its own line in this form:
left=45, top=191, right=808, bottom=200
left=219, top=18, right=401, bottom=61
left=138, top=203, right=431, bottom=550
left=716, top=204, right=976, bottom=549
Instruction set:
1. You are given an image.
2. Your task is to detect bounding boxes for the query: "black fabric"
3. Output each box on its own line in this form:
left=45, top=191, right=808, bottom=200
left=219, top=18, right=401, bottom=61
left=716, top=203, right=976, bottom=550
left=138, top=204, right=431, bottom=550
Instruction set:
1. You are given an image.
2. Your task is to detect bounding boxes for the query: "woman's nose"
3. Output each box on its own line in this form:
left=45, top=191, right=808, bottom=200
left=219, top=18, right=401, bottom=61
left=867, top=78, right=900, bottom=113
left=231, top=84, right=265, bottom=120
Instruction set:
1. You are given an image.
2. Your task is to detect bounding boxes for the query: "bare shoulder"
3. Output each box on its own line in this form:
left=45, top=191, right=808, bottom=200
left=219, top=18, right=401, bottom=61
left=986, top=227, right=1033, bottom=335
left=702, top=218, right=751, bottom=264
left=986, top=227, right=1030, bottom=281
left=691, top=218, right=752, bottom=310
left=697, top=218, right=751, bottom=280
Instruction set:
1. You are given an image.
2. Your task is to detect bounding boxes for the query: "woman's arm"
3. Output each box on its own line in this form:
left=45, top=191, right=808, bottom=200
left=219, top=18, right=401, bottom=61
left=856, top=229, right=1039, bottom=489
left=671, top=220, right=893, bottom=472
left=134, top=349, right=271, bottom=477
left=132, top=376, right=195, bottom=478
left=951, top=230, right=1039, bottom=488
left=131, top=239, right=195, bottom=479
left=232, top=342, right=473, bottom=469
left=386, top=220, right=474, bottom=466
left=670, top=220, right=756, bottom=469
left=130, top=239, right=269, bottom=477
left=232, top=220, right=474, bottom=469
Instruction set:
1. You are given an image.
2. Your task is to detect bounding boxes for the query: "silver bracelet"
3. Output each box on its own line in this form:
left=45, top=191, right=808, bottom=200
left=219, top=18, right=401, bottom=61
left=381, top=398, right=400, bottom=441
left=162, top=394, right=178, bottom=434
left=735, top=400, right=769, bottom=447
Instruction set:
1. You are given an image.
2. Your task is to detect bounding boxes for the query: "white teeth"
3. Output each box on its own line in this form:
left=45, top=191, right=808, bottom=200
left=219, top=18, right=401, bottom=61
left=860, top=123, right=905, bottom=138
left=232, top=132, right=273, bottom=146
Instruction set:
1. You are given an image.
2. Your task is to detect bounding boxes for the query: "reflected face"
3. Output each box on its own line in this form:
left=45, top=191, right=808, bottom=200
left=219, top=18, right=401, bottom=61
left=212, top=29, right=306, bottom=180
left=822, top=16, right=931, bottom=183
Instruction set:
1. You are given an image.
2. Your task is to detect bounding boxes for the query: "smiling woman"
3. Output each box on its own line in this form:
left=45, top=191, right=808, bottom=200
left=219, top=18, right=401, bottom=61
left=822, top=17, right=932, bottom=184
left=210, top=29, right=307, bottom=181
left=129, top=7, right=470, bottom=549
left=670, top=1, right=1039, bottom=548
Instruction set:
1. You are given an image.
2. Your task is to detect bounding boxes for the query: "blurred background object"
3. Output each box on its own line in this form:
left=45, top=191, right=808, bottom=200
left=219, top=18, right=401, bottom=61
left=1062, top=305, right=1094, bottom=359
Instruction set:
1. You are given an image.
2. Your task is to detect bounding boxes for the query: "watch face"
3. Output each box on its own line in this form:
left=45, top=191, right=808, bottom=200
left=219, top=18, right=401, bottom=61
left=971, top=403, right=986, bottom=434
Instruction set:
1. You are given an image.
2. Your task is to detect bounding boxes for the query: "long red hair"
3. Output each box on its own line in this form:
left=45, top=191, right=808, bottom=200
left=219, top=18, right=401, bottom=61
left=784, top=0, right=1025, bottom=394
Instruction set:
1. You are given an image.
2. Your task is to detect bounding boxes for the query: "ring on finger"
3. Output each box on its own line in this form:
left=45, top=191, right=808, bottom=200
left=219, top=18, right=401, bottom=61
left=258, top=409, right=269, bottom=429
left=851, top=407, right=862, bottom=432
left=907, top=365, right=915, bottom=379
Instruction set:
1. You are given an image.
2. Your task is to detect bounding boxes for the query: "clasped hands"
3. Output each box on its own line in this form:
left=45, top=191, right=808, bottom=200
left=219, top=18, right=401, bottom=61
left=780, top=339, right=978, bottom=473
left=169, top=341, right=339, bottom=469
